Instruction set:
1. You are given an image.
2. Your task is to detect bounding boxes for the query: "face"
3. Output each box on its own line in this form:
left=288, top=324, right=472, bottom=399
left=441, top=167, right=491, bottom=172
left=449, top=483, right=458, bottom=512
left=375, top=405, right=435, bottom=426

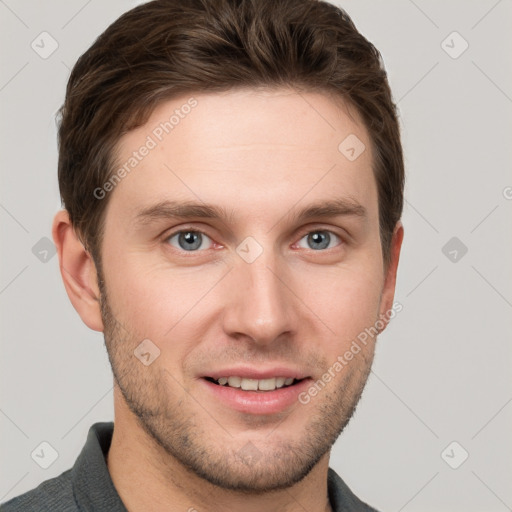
left=97, top=88, right=399, bottom=492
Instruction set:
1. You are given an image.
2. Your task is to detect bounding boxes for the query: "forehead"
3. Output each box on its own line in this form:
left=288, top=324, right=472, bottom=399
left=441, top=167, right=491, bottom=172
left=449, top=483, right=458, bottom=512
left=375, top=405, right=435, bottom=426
left=107, top=88, right=377, bottom=226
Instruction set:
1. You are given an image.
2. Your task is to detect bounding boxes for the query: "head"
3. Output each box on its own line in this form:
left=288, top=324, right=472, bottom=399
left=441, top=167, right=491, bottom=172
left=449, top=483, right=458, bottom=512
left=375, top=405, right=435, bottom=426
left=53, top=0, right=404, bottom=494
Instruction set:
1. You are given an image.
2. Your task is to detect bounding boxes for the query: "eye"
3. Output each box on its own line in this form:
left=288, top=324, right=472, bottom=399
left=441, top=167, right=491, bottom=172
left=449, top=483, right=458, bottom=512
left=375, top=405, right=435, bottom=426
left=166, top=230, right=214, bottom=252
left=296, top=230, right=342, bottom=251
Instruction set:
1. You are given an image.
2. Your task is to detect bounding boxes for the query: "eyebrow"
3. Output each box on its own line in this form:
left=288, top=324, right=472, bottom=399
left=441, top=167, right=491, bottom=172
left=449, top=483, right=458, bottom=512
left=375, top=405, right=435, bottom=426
left=293, top=198, right=367, bottom=222
left=133, top=198, right=367, bottom=228
left=133, top=201, right=237, bottom=227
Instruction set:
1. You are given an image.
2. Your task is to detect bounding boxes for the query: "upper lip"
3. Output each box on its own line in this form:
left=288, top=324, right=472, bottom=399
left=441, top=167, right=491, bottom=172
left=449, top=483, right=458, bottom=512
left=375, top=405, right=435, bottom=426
left=203, top=366, right=310, bottom=380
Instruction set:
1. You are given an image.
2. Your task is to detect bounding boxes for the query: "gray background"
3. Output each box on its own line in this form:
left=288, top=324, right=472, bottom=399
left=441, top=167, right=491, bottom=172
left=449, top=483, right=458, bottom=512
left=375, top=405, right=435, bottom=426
left=1, top=1, right=511, bottom=510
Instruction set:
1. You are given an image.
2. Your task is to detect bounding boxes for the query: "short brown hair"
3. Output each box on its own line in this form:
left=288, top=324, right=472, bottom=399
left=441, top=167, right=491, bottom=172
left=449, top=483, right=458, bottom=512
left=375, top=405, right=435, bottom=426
left=57, top=0, right=404, bottom=269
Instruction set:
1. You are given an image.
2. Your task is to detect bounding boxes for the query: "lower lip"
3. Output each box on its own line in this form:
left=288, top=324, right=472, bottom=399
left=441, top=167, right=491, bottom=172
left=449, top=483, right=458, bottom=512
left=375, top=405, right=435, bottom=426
left=200, top=378, right=312, bottom=415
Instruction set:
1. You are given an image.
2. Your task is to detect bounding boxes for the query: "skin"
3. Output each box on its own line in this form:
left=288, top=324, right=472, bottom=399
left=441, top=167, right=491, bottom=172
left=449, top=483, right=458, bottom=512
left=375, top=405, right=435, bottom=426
left=53, top=88, right=403, bottom=512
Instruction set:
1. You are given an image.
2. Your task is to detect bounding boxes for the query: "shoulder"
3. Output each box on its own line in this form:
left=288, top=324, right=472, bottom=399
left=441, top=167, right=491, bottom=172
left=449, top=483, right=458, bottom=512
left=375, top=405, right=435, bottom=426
left=0, top=469, right=77, bottom=512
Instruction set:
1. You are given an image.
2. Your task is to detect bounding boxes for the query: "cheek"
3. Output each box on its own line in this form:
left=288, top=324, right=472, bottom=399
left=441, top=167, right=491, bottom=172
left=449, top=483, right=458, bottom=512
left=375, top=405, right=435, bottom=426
left=295, top=264, right=383, bottom=347
left=103, top=253, right=225, bottom=340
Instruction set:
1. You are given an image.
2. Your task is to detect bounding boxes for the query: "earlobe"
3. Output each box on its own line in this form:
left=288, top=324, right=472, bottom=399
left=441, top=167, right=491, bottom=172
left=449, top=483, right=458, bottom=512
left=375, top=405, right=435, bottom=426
left=378, top=221, right=404, bottom=332
left=52, top=210, right=104, bottom=332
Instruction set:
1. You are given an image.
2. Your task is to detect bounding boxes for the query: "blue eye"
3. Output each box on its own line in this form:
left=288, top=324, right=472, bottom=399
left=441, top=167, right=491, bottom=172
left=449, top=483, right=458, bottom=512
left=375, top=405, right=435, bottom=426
left=167, top=230, right=213, bottom=251
left=297, top=231, right=341, bottom=251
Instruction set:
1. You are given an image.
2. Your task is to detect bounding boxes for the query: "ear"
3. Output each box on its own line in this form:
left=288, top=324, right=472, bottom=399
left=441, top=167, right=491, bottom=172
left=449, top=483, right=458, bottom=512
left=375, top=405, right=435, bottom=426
left=52, top=210, right=104, bottom=332
left=377, top=221, right=404, bottom=332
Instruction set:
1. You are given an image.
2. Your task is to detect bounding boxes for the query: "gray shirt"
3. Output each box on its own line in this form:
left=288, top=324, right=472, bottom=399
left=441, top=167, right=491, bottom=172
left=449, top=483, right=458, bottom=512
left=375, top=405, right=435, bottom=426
left=1, top=422, right=379, bottom=511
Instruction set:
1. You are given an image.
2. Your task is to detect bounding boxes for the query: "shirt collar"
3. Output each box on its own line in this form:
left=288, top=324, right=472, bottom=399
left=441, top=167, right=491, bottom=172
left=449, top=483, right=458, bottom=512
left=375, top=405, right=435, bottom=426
left=71, top=422, right=127, bottom=511
left=72, top=422, right=375, bottom=512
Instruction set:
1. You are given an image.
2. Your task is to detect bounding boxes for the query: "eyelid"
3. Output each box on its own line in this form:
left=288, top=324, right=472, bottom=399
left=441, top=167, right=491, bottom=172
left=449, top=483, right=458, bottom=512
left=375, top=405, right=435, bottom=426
left=294, top=222, right=347, bottom=240
left=294, top=228, right=344, bottom=250
left=162, top=224, right=346, bottom=252
left=163, top=224, right=213, bottom=239
left=164, top=227, right=217, bottom=252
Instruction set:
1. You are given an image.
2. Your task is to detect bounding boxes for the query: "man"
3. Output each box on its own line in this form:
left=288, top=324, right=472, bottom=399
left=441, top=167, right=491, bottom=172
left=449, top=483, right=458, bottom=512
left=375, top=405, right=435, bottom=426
left=1, top=0, right=404, bottom=510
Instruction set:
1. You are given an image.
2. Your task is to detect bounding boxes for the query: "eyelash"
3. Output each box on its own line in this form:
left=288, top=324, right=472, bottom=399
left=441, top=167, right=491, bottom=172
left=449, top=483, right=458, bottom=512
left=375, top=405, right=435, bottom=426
left=163, top=227, right=344, bottom=254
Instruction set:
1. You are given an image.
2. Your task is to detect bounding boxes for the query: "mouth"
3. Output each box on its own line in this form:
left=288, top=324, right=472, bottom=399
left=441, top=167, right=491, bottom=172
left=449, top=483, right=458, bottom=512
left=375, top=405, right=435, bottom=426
left=203, top=376, right=305, bottom=392
left=200, top=373, right=312, bottom=415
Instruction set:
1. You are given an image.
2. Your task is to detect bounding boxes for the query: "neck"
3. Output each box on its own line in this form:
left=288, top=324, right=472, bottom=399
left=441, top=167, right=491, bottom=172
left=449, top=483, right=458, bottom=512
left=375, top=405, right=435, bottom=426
left=107, top=390, right=333, bottom=512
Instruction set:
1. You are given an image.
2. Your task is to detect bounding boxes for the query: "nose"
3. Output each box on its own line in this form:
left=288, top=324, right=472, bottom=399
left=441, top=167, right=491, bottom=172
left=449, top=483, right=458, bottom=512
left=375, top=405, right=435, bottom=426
left=221, top=248, right=296, bottom=346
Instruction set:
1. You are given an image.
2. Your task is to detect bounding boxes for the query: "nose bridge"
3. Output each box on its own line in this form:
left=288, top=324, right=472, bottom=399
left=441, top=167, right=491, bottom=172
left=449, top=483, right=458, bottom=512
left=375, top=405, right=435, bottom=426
left=223, top=242, right=293, bottom=344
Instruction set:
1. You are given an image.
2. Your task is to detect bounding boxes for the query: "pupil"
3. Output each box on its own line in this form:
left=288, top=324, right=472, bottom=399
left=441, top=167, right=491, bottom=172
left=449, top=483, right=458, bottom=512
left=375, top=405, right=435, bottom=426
left=179, top=231, right=201, bottom=250
left=309, top=231, right=329, bottom=250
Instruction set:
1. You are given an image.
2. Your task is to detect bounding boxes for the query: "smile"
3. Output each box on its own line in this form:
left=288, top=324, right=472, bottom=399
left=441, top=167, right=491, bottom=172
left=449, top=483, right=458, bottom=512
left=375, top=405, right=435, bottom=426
left=205, top=376, right=302, bottom=392
left=200, top=375, right=312, bottom=414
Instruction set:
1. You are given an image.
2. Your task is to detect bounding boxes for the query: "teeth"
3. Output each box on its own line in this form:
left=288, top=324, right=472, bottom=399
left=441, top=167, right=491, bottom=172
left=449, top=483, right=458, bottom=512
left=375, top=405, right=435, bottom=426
left=275, top=377, right=286, bottom=388
left=215, top=376, right=298, bottom=391
left=227, top=376, right=241, bottom=388
left=240, top=378, right=258, bottom=391
left=258, top=378, right=276, bottom=391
